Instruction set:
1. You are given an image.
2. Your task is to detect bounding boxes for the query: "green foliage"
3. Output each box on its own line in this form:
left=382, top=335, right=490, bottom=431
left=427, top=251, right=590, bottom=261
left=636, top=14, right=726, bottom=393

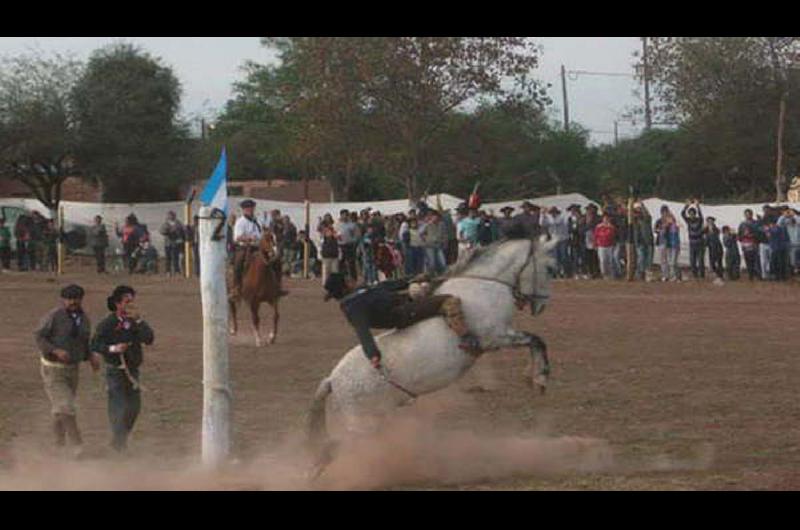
left=0, top=51, right=83, bottom=209
left=71, top=42, right=192, bottom=202
left=638, top=37, right=800, bottom=201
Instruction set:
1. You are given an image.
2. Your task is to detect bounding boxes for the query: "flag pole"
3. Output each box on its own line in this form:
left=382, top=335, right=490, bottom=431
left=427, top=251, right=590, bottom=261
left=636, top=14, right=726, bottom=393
left=198, top=148, right=231, bottom=469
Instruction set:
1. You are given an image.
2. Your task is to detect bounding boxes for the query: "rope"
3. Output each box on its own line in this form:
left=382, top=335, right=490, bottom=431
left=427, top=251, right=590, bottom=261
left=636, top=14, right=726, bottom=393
left=117, top=346, right=145, bottom=392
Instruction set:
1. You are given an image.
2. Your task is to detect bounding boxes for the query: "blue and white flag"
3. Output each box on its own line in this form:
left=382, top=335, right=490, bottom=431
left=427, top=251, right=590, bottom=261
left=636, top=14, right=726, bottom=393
left=199, top=147, right=228, bottom=214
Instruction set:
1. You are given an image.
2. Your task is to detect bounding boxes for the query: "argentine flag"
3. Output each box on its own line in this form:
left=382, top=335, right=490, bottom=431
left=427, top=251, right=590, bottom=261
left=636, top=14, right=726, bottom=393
left=199, top=148, right=228, bottom=214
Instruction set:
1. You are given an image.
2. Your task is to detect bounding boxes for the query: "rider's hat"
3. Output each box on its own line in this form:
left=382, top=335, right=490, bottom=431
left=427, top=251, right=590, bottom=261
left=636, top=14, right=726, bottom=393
left=240, top=199, right=256, bottom=208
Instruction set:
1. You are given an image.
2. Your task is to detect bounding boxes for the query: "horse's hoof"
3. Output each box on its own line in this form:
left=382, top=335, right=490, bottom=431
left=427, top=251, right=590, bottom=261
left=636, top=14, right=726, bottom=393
left=268, top=334, right=276, bottom=344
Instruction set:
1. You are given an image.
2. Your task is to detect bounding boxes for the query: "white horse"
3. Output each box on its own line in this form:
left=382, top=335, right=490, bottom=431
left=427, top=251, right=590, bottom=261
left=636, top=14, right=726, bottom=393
left=307, top=236, right=556, bottom=474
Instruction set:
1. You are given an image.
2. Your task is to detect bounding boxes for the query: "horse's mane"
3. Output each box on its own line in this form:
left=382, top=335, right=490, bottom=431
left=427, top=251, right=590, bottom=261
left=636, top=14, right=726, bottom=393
left=426, top=236, right=536, bottom=291
left=443, top=238, right=517, bottom=278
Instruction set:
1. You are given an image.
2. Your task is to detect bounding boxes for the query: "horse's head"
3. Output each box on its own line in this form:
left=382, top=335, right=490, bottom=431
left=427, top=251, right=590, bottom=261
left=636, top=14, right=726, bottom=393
left=259, top=229, right=278, bottom=264
left=518, top=235, right=556, bottom=316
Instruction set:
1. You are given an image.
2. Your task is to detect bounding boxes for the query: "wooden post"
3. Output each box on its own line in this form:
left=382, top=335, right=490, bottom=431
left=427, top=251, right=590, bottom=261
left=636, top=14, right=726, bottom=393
left=184, top=200, right=193, bottom=278
left=57, top=205, right=65, bottom=275
left=198, top=205, right=231, bottom=468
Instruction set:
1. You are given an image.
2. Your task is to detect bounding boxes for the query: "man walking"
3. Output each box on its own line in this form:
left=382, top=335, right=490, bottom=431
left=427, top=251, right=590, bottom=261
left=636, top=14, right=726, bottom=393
left=88, top=215, right=109, bottom=274
left=91, top=285, right=155, bottom=453
left=34, top=285, right=100, bottom=457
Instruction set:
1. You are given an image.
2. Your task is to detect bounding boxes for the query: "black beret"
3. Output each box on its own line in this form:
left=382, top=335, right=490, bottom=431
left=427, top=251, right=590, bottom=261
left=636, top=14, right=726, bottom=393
left=60, top=284, right=85, bottom=299
left=240, top=199, right=256, bottom=208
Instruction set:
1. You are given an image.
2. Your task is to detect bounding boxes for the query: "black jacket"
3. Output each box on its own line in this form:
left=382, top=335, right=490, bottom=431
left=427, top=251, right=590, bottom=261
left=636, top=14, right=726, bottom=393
left=340, top=279, right=410, bottom=329
left=91, top=313, right=155, bottom=369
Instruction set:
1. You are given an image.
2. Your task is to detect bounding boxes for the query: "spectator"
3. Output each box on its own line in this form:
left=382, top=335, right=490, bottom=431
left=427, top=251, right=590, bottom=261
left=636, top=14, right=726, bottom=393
left=14, top=213, right=31, bottom=271
left=497, top=206, right=516, bottom=239
left=511, top=201, right=542, bottom=239
left=543, top=206, right=569, bottom=278
left=0, top=217, right=11, bottom=270
left=722, top=226, right=741, bottom=281
left=282, top=215, right=298, bottom=275
left=738, top=209, right=761, bottom=281
left=406, top=217, right=426, bottom=276
left=704, top=216, right=724, bottom=280
left=30, top=211, right=47, bottom=271
left=758, top=205, right=773, bottom=280
left=476, top=210, right=496, bottom=248
left=777, top=208, right=800, bottom=274
left=456, top=206, right=481, bottom=261
left=134, top=234, right=159, bottom=274
left=632, top=202, right=654, bottom=281
left=87, top=215, right=109, bottom=274
left=655, top=206, right=681, bottom=282
left=42, top=219, right=59, bottom=273
left=320, top=223, right=340, bottom=285
left=767, top=219, right=790, bottom=281
left=159, top=211, right=185, bottom=277
left=582, top=204, right=601, bottom=279
left=359, top=224, right=378, bottom=285
left=116, top=214, right=142, bottom=275
left=291, top=230, right=320, bottom=278
left=681, top=199, right=705, bottom=279
left=441, top=208, right=459, bottom=265
left=336, top=209, right=360, bottom=281
left=594, top=214, right=617, bottom=279
left=566, top=204, right=584, bottom=279
left=421, top=209, right=447, bottom=275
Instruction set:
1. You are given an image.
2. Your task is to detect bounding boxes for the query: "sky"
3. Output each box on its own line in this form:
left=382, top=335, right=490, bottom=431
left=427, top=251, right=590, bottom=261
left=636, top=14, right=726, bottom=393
left=0, top=37, right=645, bottom=145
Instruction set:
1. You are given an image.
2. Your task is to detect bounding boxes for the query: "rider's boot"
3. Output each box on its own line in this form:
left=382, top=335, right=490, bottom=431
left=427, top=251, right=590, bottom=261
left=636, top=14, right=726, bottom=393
left=441, top=296, right=482, bottom=355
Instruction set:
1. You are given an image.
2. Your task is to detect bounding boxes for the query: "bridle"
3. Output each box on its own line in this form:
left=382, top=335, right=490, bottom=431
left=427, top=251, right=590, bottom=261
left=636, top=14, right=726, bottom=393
left=457, top=239, right=550, bottom=308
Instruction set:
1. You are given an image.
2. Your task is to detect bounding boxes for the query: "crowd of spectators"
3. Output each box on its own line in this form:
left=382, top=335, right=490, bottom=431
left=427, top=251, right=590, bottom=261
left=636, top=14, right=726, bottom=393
left=3, top=198, right=799, bottom=284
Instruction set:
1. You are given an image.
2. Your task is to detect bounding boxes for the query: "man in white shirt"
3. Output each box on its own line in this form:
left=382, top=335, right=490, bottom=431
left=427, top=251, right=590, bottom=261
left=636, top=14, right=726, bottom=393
left=542, top=206, right=569, bottom=278
left=233, top=199, right=263, bottom=294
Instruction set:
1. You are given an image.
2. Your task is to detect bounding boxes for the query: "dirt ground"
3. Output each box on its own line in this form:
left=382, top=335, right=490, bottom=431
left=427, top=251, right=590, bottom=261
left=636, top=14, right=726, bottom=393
left=1, top=268, right=799, bottom=490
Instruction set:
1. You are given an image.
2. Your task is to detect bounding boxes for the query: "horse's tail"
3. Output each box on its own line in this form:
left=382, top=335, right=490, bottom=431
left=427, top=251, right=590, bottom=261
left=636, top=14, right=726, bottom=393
left=306, top=377, right=333, bottom=451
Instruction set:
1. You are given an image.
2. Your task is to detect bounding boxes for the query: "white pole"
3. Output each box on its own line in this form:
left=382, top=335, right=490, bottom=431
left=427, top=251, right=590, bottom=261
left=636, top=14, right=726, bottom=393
left=198, top=206, right=232, bottom=468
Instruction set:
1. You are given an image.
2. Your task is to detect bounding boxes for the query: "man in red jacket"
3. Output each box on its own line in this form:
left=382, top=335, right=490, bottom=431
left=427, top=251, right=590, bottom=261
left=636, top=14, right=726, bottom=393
left=594, top=214, right=617, bottom=279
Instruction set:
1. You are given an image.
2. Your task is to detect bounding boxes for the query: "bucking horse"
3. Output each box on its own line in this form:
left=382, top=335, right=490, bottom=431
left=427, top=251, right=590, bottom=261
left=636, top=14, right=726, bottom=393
left=307, top=235, right=556, bottom=478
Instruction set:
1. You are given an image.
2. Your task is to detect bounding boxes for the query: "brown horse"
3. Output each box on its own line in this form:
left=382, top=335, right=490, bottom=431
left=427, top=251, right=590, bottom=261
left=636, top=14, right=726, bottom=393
left=227, top=229, right=282, bottom=347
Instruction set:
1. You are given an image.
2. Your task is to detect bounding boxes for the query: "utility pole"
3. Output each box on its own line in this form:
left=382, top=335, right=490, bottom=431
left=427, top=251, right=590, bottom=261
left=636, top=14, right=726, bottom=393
left=201, top=118, right=206, bottom=141
left=561, top=64, right=570, bottom=131
left=642, top=37, right=653, bottom=130
left=614, top=121, right=619, bottom=145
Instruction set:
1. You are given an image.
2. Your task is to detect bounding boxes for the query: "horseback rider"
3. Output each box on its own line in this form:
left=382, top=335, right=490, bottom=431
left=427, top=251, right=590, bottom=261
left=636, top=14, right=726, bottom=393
left=233, top=199, right=288, bottom=297
left=323, top=272, right=482, bottom=369
left=232, top=199, right=264, bottom=295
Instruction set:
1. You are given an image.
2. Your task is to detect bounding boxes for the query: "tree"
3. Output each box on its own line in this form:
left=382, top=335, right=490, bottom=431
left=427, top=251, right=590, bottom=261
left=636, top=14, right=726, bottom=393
left=640, top=37, right=800, bottom=201
left=260, top=37, right=549, bottom=200
left=0, top=51, right=83, bottom=212
left=72, top=42, right=192, bottom=202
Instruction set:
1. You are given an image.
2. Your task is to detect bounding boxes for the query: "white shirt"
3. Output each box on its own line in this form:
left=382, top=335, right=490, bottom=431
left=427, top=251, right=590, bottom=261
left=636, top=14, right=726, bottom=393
left=234, top=215, right=262, bottom=244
